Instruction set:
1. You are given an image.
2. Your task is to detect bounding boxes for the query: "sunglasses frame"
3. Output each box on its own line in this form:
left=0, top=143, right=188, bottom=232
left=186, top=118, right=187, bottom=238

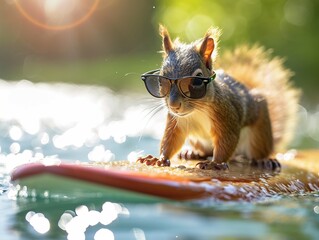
left=141, top=69, right=216, bottom=99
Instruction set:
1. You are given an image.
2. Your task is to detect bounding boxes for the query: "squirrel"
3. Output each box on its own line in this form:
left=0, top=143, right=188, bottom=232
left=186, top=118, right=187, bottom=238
left=138, top=25, right=300, bottom=170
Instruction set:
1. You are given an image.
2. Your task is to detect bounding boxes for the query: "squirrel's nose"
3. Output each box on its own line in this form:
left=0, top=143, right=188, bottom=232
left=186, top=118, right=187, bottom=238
left=169, top=85, right=182, bottom=111
left=170, top=102, right=182, bottom=111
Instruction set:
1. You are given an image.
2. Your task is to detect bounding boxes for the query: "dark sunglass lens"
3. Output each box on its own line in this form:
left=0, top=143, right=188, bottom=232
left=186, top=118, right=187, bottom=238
left=179, top=77, right=206, bottom=99
left=144, top=76, right=170, bottom=98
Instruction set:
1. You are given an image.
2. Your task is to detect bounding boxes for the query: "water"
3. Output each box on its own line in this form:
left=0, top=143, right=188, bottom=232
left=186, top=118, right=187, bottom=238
left=0, top=80, right=319, bottom=240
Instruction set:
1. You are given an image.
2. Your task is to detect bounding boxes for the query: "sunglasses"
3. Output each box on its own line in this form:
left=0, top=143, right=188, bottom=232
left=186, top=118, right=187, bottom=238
left=141, top=69, right=216, bottom=99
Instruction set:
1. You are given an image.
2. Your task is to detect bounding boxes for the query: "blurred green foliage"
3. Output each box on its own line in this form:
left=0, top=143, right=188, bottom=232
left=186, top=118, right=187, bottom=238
left=20, top=54, right=161, bottom=90
left=0, top=0, right=318, bottom=105
left=155, top=0, right=319, bottom=106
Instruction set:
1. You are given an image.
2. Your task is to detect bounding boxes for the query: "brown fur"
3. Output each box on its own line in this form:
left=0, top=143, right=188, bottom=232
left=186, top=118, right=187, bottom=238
left=157, top=26, right=300, bottom=166
left=216, top=45, right=301, bottom=151
left=160, top=114, right=186, bottom=159
left=248, top=94, right=274, bottom=159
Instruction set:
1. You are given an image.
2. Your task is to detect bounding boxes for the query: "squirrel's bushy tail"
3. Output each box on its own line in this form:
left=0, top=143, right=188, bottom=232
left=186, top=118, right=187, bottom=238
left=216, top=45, right=301, bottom=151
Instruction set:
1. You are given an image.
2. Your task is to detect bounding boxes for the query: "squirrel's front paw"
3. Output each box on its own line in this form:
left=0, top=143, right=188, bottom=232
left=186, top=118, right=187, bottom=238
left=137, top=155, right=171, bottom=167
left=196, top=160, right=228, bottom=170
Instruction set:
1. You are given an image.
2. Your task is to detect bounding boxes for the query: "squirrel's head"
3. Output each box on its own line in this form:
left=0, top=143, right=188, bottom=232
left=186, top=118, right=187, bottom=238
left=159, top=25, right=220, bottom=117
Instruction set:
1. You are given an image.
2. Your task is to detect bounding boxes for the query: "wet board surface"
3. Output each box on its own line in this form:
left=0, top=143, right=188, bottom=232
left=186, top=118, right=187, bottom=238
left=10, top=150, right=319, bottom=202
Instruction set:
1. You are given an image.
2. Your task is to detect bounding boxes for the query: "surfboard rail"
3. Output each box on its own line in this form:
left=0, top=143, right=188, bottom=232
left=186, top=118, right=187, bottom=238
left=10, top=150, right=319, bottom=202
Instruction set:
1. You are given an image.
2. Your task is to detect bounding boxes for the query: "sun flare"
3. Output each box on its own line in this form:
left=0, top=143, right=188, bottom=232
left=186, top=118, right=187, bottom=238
left=14, top=0, right=100, bottom=31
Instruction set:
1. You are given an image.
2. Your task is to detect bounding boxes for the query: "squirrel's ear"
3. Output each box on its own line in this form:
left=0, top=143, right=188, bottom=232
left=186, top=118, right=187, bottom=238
left=159, top=25, right=174, bottom=55
left=197, top=28, right=220, bottom=69
left=198, top=36, right=215, bottom=70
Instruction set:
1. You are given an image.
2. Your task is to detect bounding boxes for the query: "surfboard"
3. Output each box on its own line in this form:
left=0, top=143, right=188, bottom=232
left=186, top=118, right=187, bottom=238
left=10, top=150, right=319, bottom=202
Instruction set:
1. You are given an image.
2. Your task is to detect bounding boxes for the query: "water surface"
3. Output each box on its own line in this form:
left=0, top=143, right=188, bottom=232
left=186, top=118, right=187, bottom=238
left=0, top=80, right=319, bottom=240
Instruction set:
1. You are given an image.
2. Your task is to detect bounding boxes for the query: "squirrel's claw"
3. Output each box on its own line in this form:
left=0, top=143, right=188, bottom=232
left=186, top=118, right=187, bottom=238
left=137, top=155, right=171, bottom=167
left=251, top=158, right=281, bottom=172
left=196, top=161, right=229, bottom=170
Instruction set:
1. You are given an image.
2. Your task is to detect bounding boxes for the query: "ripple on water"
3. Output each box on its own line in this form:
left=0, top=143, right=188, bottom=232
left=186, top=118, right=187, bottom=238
left=0, top=80, right=165, bottom=176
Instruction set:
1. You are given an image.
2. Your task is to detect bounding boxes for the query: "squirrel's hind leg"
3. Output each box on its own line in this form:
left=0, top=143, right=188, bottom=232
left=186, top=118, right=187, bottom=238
left=244, top=95, right=280, bottom=171
left=178, top=139, right=213, bottom=160
left=178, top=142, right=229, bottom=169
